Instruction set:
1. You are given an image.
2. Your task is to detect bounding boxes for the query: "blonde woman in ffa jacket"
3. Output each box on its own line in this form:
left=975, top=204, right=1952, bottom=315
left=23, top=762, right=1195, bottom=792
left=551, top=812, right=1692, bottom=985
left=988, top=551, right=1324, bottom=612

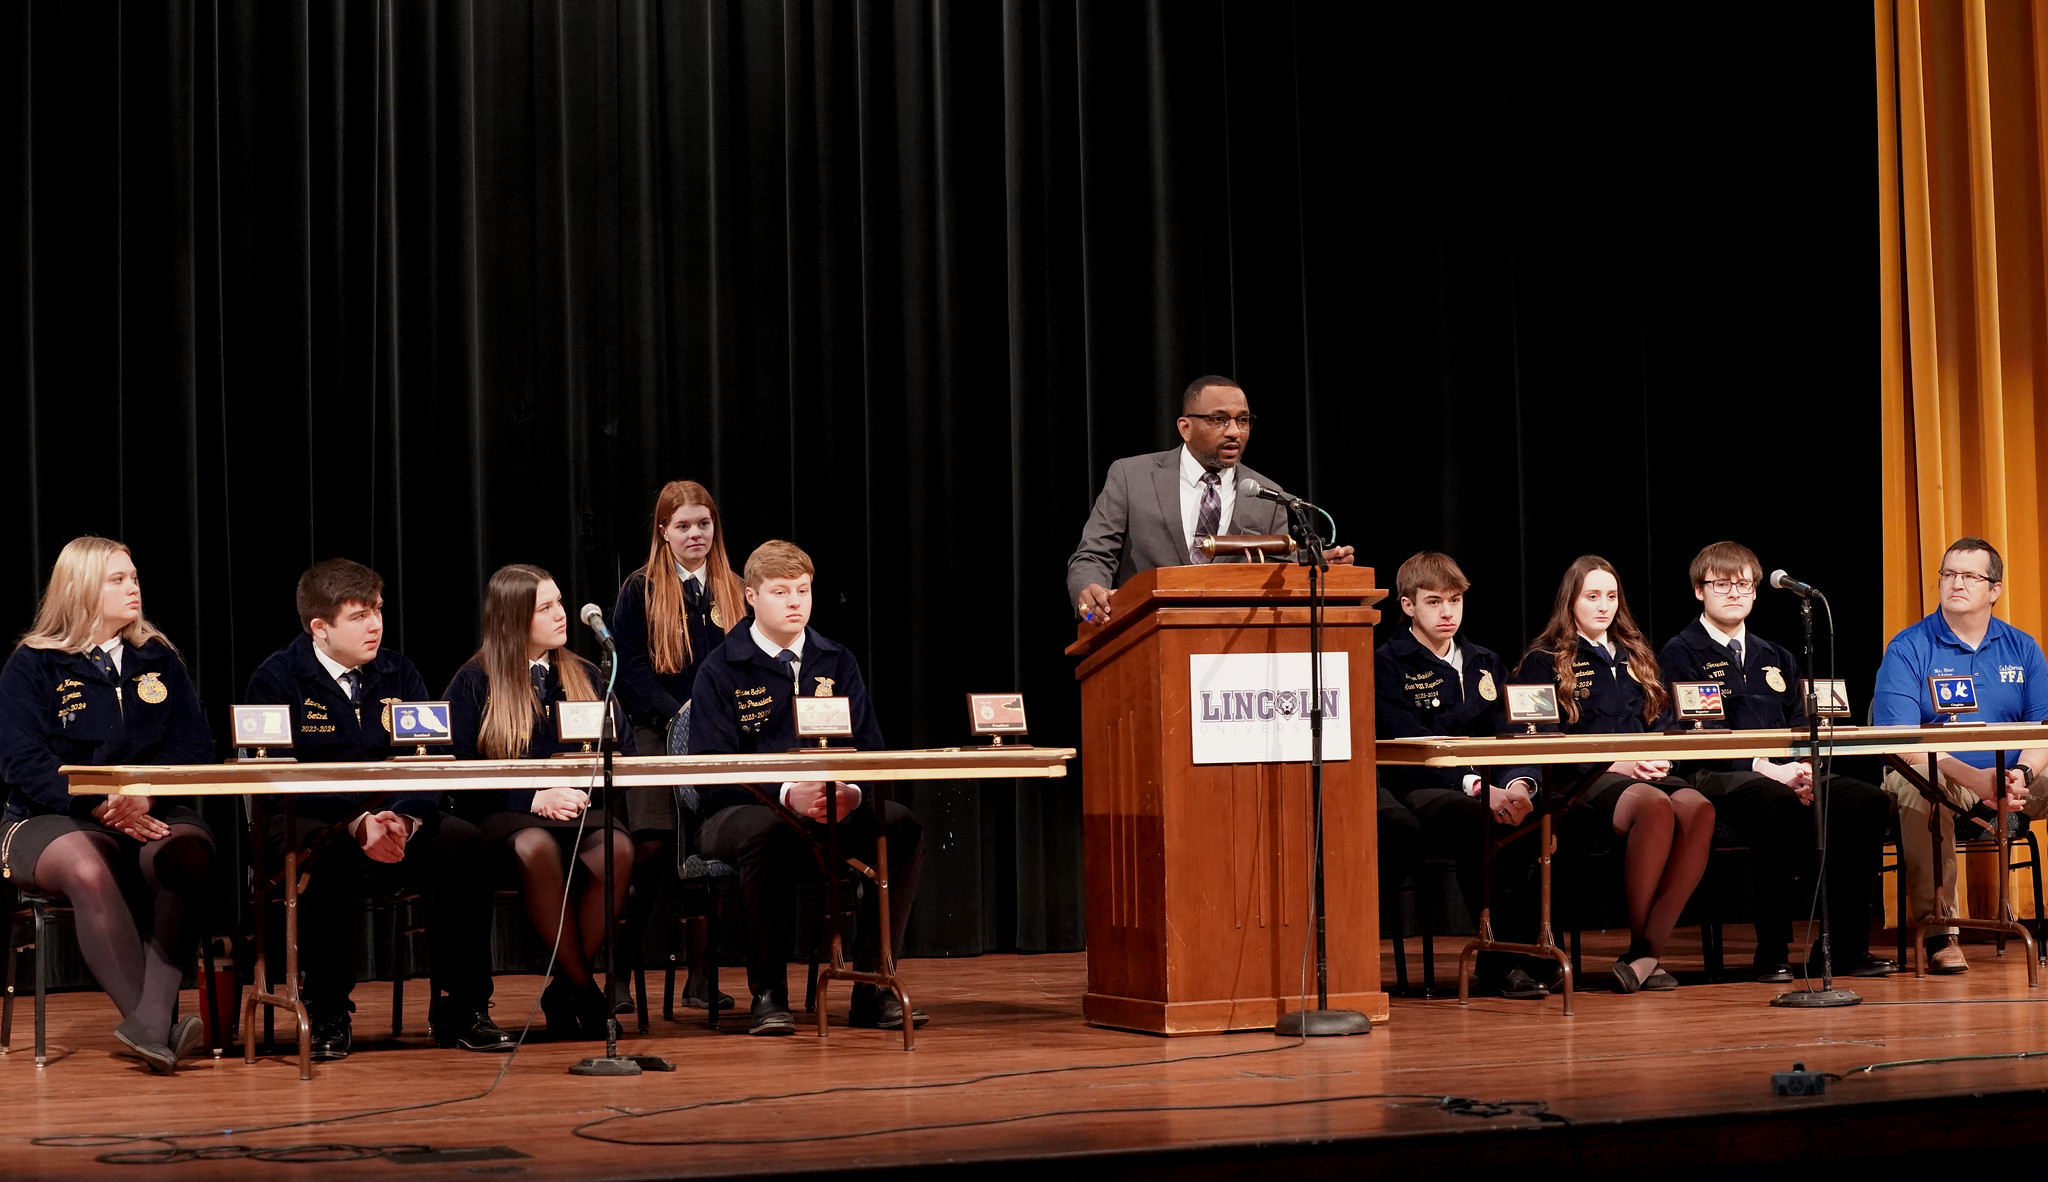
left=0, top=537, right=215, bottom=1073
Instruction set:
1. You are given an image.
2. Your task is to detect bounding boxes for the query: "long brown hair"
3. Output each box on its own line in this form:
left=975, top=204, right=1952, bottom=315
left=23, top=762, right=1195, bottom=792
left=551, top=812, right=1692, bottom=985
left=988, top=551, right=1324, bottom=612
left=472, top=563, right=598, bottom=759
left=1524, top=554, right=1667, bottom=725
left=19, top=536, right=174, bottom=654
left=640, top=480, right=745, bottom=673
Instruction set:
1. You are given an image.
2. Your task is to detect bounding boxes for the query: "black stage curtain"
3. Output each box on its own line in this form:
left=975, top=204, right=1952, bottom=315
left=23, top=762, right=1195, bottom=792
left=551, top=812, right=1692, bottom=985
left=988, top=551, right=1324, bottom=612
left=4, top=2, right=1873, bottom=957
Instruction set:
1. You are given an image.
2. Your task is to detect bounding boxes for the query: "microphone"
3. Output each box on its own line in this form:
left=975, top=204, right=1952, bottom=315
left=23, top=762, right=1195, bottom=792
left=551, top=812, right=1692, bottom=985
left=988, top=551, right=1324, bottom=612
left=579, top=603, right=617, bottom=652
left=1769, top=570, right=1818, bottom=599
left=1237, top=477, right=1313, bottom=509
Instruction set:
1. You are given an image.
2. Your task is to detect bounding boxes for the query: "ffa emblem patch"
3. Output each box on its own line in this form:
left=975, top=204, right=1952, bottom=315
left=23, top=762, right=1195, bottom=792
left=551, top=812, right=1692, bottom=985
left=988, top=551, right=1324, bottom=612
left=1478, top=670, right=1498, bottom=701
left=814, top=677, right=835, bottom=698
left=380, top=697, right=403, bottom=733
left=135, top=672, right=168, bottom=705
left=1763, top=666, right=1787, bottom=693
left=710, top=603, right=724, bottom=629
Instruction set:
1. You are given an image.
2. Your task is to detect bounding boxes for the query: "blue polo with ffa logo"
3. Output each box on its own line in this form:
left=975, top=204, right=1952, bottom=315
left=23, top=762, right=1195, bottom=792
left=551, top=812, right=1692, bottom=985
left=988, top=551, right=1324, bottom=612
left=1871, top=610, right=2048, bottom=769
left=685, top=622, right=884, bottom=818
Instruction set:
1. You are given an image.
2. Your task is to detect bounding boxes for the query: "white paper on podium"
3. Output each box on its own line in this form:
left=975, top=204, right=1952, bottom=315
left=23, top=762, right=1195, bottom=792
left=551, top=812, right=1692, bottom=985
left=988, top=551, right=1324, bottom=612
left=1188, top=652, right=1351, bottom=765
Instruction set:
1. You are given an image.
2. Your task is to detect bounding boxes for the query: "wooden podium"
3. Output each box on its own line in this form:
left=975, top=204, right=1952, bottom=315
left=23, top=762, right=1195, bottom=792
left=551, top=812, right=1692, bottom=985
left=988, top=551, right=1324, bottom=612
left=1067, top=565, right=1388, bottom=1034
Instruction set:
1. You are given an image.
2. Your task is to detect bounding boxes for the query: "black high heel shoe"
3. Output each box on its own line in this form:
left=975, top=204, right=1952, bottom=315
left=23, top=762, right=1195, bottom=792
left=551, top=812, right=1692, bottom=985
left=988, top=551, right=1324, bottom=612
left=540, top=977, right=584, bottom=1038
left=576, top=982, right=615, bottom=1041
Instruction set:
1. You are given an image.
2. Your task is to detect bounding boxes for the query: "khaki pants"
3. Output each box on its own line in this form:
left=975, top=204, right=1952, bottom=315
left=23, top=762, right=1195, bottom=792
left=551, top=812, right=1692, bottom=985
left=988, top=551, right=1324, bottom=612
left=1882, top=766, right=2048, bottom=938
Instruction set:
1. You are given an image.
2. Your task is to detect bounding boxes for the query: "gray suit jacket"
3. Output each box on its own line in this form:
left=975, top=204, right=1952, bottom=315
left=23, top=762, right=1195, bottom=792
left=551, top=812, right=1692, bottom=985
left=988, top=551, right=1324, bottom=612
left=1065, top=447, right=1289, bottom=606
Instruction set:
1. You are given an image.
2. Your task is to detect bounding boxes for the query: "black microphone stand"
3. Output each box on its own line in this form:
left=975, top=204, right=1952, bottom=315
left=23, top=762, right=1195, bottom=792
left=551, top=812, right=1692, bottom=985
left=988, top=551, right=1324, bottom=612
left=1275, top=501, right=1370, bottom=1037
left=1770, top=590, right=1859, bottom=1008
left=571, top=649, right=677, bottom=1074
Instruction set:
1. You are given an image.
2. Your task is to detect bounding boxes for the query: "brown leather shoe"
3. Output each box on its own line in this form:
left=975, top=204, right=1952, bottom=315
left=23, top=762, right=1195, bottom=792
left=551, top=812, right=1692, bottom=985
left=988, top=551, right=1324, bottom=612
left=1928, top=937, right=1970, bottom=974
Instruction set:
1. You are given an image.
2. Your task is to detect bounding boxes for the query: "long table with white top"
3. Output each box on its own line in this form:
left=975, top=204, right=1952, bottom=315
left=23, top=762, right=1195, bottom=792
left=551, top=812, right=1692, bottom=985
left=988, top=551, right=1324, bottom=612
left=64, top=747, right=1074, bottom=1076
left=1377, top=722, right=2048, bottom=1013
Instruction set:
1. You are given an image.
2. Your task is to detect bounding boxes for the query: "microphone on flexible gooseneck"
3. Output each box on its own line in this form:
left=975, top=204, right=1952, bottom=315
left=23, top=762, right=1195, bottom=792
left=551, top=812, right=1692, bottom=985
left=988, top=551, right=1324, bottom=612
left=1769, top=570, right=1818, bottom=599
left=1237, top=477, right=1314, bottom=510
left=579, top=603, right=617, bottom=652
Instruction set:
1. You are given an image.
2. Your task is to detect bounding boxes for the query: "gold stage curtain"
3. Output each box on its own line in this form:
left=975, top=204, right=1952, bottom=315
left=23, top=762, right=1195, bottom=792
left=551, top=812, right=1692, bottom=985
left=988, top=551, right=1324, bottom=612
left=1879, top=0, right=2048, bottom=923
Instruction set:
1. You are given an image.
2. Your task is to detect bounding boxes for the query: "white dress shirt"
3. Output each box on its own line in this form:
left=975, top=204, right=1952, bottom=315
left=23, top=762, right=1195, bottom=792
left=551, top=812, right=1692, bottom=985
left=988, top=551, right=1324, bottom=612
left=1178, top=445, right=1237, bottom=555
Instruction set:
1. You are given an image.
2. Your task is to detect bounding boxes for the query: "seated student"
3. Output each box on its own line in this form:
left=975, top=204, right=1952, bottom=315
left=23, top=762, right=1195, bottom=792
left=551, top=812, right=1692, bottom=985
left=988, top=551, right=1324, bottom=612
left=445, top=564, right=635, bottom=1040
left=1375, top=552, right=1547, bottom=998
left=611, top=480, right=746, bottom=1012
left=0, top=537, right=215, bottom=1073
left=1873, top=536, right=2048, bottom=974
left=1657, top=542, right=1895, bottom=981
left=1512, top=555, right=1713, bottom=995
left=244, top=559, right=512, bottom=1060
left=687, top=540, right=925, bottom=1036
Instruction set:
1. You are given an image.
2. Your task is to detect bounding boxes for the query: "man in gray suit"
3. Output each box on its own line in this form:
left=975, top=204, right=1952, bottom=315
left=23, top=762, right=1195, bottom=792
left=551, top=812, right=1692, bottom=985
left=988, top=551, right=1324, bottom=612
left=1067, top=375, right=1353, bottom=622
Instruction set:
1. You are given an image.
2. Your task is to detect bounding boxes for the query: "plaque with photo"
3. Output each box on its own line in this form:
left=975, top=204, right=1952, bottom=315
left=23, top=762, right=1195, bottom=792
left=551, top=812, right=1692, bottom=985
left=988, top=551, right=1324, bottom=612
left=1672, top=681, right=1726, bottom=720
left=967, top=693, right=1030, bottom=745
left=1928, top=674, right=1980, bottom=720
left=391, top=701, right=457, bottom=760
left=231, top=704, right=294, bottom=762
left=794, top=696, right=855, bottom=747
left=1801, top=678, right=1852, bottom=719
left=1502, top=684, right=1560, bottom=735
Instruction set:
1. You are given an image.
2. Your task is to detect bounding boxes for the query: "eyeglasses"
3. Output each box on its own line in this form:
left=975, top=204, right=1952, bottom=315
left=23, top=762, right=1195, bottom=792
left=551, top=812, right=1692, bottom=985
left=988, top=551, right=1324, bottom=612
left=1187, top=412, right=1256, bottom=429
left=1703, top=579, right=1756, bottom=596
left=1937, top=568, right=1995, bottom=587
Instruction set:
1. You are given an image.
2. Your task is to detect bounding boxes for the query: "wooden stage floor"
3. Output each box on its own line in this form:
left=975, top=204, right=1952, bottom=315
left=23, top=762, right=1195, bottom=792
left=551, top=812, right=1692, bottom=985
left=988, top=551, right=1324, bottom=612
left=10, top=930, right=2048, bottom=1180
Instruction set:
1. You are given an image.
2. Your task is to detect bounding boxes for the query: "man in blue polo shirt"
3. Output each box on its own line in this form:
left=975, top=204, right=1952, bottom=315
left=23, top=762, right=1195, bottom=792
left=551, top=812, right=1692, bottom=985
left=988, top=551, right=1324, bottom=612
left=1873, top=536, right=2048, bottom=974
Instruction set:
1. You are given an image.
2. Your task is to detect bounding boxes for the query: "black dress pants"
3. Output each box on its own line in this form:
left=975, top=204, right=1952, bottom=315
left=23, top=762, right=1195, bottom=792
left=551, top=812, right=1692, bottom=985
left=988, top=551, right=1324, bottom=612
left=699, top=798, right=924, bottom=997
left=264, top=810, right=496, bottom=1017
left=1689, top=770, right=1888, bottom=965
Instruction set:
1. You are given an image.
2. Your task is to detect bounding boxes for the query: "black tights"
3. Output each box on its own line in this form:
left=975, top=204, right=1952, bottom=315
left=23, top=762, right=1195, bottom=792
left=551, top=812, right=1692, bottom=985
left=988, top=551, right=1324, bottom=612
left=24, top=825, right=213, bottom=1037
left=504, top=827, right=632, bottom=988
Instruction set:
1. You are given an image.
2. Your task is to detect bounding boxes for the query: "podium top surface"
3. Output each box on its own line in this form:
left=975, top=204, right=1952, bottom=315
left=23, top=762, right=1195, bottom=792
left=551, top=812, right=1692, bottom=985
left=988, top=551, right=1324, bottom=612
left=1067, top=563, right=1384, bottom=657
left=1376, top=723, right=2048, bottom=767
left=62, top=747, right=1076, bottom=797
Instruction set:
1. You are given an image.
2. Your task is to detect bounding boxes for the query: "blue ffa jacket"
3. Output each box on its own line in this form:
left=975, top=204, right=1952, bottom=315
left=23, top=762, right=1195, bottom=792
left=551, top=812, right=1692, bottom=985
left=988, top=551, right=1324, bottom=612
left=612, top=568, right=728, bottom=731
left=685, top=623, right=885, bottom=818
left=443, top=655, right=635, bottom=817
left=244, top=632, right=438, bottom=822
left=1511, top=637, right=1674, bottom=785
left=1657, top=618, right=1805, bottom=775
left=1373, top=631, right=1534, bottom=799
left=1872, top=610, right=2048, bottom=770
left=0, top=639, right=214, bottom=817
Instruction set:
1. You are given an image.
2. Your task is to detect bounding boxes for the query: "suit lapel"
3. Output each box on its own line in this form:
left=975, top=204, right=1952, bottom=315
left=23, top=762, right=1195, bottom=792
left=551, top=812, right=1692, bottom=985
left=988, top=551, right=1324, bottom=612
left=1152, top=453, right=1185, bottom=563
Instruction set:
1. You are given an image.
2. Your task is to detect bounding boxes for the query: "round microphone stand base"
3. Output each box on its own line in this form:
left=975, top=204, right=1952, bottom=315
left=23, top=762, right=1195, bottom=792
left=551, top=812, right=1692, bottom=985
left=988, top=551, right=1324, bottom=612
left=1276, top=1008, right=1372, bottom=1037
left=1769, top=987, right=1862, bottom=1009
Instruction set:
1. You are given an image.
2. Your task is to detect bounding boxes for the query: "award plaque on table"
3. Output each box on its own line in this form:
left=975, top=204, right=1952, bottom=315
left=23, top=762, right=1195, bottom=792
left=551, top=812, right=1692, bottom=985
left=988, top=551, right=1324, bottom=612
left=390, top=701, right=457, bottom=760
left=230, top=704, right=295, bottom=762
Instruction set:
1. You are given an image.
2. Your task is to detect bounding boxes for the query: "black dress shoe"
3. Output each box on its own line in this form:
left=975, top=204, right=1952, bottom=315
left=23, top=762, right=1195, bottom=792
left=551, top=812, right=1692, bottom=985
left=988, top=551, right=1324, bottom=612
left=309, top=1011, right=353, bottom=1062
left=749, top=988, right=797, bottom=1036
left=431, top=1005, right=517, bottom=1052
left=1842, top=955, right=1902, bottom=978
left=679, top=973, right=735, bottom=1011
left=848, top=982, right=928, bottom=1030
left=609, top=978, right=636, bottom=1016
left=1752, top=963, right=1794, bottom=984
left=1495, top=967, right=1551, bottom=1000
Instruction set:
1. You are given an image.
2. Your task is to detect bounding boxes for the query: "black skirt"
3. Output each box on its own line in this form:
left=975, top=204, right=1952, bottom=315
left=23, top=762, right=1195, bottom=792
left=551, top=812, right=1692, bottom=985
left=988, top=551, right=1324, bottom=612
left=476, top=808, right=627, bottom=845
left=2, top=804, right=211, bottom=886
left=1566, top=771, right=1693, bottom=837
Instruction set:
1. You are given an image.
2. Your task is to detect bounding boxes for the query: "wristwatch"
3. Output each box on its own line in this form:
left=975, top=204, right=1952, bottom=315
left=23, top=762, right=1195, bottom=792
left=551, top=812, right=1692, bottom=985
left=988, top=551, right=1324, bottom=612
left=2017, top=763, right=2036, bottom=784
